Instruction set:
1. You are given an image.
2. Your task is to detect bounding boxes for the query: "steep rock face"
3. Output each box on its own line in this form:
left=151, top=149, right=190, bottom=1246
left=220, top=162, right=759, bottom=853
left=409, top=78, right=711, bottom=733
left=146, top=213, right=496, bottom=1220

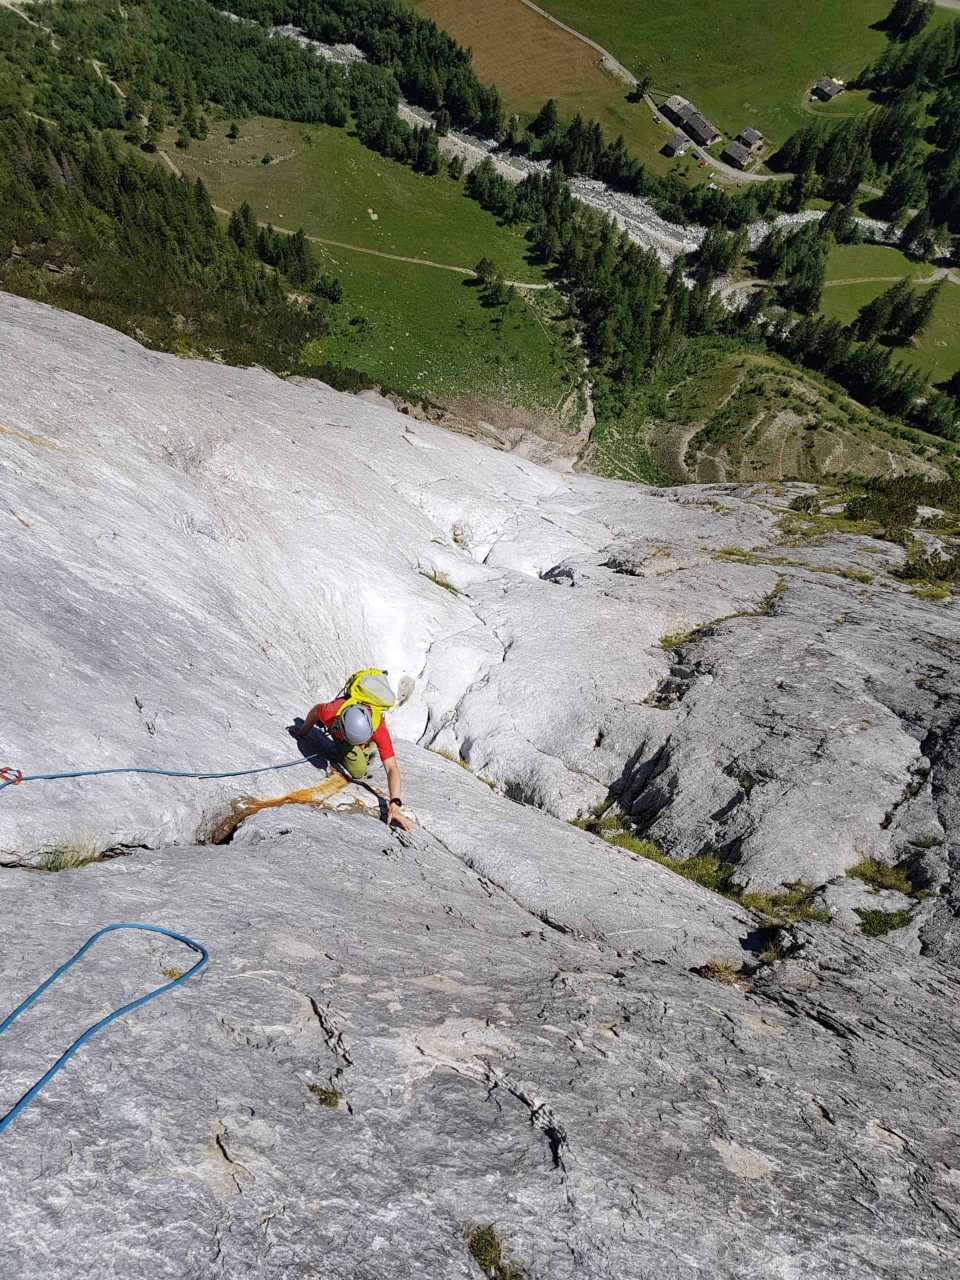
left=4, top=292, right=957, bottom=906
left=1, top=292, right=751, bottom=855
left=3, top=295, right=960, bottom=1276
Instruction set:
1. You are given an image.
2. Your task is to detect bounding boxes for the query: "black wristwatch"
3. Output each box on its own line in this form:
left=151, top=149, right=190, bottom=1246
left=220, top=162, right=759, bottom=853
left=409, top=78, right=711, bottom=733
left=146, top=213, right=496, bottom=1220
left=390, top=797, right=402, bottom=808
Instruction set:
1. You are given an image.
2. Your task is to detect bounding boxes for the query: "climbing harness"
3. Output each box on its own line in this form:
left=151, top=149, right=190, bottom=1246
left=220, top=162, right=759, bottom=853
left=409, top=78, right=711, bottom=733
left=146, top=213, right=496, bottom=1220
left=0, top=923, right=207, bottom=1136
left=0, top=752, right=328, bottom=795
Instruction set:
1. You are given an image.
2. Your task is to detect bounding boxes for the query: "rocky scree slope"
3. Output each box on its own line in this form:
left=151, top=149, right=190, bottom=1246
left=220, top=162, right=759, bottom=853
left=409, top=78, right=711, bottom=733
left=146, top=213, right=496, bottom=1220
left=0, top=293, right=959, bottom=1276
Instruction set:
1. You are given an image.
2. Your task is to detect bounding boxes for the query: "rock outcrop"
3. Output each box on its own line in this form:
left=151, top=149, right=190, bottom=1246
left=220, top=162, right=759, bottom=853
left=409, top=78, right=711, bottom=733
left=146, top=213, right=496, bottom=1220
left=1, top=293, right=959, bottom=1277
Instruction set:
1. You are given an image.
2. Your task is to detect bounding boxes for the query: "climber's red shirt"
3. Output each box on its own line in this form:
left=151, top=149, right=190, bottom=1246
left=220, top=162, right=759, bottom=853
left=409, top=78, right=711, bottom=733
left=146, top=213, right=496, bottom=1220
left=313, top=699, right=395, bottom=763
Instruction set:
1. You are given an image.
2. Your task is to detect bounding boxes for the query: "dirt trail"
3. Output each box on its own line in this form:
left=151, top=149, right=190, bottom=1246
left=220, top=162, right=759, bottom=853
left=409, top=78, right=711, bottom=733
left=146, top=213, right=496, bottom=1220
left=0, top=0, right=44, bottom=26
left=825, top=268, right=960, bottom=288
left=515, top=0, right=636, bottom=84
left=240, top=216, right=551, bottom=287
left=1, top=0, right=59, bottom=45
left=91, top=57, right=127, bottom=100
left=158, top=149, right=182, bottom=177
left=649, top=421, right=698, bottom=482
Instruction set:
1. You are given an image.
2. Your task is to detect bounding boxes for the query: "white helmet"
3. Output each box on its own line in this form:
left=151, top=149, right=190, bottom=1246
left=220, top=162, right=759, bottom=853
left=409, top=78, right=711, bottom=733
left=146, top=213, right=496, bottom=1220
left=339, top=703, right=374, bottom=745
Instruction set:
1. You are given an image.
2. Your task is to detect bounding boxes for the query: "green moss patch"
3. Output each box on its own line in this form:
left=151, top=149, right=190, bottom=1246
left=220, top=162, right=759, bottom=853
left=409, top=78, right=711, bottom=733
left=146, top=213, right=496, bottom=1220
left=854, top=906, right=914, bottom=937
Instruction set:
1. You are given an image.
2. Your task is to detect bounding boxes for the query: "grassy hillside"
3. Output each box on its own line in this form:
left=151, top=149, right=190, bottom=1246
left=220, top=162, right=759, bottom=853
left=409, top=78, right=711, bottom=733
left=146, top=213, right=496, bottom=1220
left=308, top=250, right=580, bottom=408
left=824, top=243, right=928, bottom=284
left=820, top=276, right=960, bottom=385
left=165, top=117, right=546, bottom=280
left=587, top=342, right=954, bottom=486
left=162, top=117, right=582, bottom=408
left=532, top=0, right=896, bottom=143
left=409, top=0, right=703, bottom=179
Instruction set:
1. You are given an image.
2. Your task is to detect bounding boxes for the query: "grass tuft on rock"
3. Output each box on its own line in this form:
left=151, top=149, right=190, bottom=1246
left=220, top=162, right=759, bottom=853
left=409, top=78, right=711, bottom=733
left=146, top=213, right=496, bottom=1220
left=419, top=568, right=464, bottom=597
left=854, top=906, right=914, bottom=937
left=739, top=883, right=830, bottom=925
left=607, top=831, right=738, bottom=894
left=307, top=1083, right=341, bottom=1108
left=593, top=816, right=830, bottom=924
left=697, top=960, right=744, bottom=986
left=467, top=1225, right=526, bottom=1279
left=39, top=839, right=102, bottom=872
left=847, top=858, right=914, bottom=896
left=659, top=579, right=786, bottom=653
left=659, top=627, right=699, bottom=650
left=912, top=584, right=951, bottom=602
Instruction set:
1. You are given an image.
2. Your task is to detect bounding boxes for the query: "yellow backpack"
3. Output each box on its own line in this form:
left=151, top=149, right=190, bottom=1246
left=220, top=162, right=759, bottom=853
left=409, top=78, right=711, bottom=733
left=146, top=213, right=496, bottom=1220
left=336, top=668, right=396, bottom=732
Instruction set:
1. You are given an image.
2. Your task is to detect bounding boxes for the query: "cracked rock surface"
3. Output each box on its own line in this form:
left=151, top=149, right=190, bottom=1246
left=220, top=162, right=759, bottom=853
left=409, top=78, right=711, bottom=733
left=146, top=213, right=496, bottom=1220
left=2, top=295, right=960, bottom=1276
left=2, top=789, right=959, bottom=1279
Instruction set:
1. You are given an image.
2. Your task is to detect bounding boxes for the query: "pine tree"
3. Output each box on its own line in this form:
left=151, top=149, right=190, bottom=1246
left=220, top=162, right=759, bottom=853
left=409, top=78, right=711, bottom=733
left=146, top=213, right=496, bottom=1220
left=739, top=286, right=769, bottom=330
left=854, top=279, right=908, bottom=340
left=783, top=167, right=817, bottom=212
left=900, top=280, right=941, bottom=339
left=820, top=199, right=857, bottom=243
left=869, top=101, right=920, bottom=171
left=530, top=98, right=559, bottom=139
left=886, top=0, right=932, bottom=39
left=900, top=207, right=935, bottom=258
left=698, top=225, right=745, bottom=276
left=882, top=162, right=926, bottom=219
left=904, top=0, right=934, bottom=40
left=753, top=227, right=784, bottom=278
left=781, top=256, right=825, bottom=313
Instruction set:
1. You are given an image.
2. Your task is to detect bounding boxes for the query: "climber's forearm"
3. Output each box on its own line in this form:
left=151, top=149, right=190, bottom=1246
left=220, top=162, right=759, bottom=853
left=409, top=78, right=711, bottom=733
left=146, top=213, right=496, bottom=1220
left=296, top=706, right=320, bottom=736
left=384, top=757, right=402, bottom=803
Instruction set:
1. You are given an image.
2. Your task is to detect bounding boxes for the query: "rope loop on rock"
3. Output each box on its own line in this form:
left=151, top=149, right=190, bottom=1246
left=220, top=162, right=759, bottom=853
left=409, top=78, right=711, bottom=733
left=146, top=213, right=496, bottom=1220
left=0, top=923, right=208, bottom=1136
left=0, top=767, right=23, bottom=785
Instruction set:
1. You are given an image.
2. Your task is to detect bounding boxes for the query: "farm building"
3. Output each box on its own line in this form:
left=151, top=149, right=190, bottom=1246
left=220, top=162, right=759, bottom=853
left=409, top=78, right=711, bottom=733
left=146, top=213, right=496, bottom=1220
left=662, top=95, right=693, bottom=126
left=813, top=77, right=844, bottom=101
left=737, top=127, right=764, bottom=151
left=663, top=131, right=691, bottom=157
left=722, top=140, right=753, bottom=169
left=682, top=112, right=721, bottom=147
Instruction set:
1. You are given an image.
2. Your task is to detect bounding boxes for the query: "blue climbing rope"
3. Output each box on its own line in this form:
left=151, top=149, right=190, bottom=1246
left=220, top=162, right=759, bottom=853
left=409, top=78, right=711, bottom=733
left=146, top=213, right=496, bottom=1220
left=0, top=751, right=327, bottom=794
left=0, top=923, right=208, bottom=1136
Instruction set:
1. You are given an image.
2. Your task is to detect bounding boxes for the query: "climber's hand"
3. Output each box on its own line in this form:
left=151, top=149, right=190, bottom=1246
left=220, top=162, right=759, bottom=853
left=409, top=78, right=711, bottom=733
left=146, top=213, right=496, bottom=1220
left=287, top=723, right=306, bottom=738
left=388, top=808, right=413, bottom=832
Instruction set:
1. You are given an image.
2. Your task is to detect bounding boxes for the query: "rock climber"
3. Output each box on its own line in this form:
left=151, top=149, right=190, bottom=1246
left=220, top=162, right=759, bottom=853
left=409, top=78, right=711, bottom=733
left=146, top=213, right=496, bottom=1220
left=290, top=668, right=413, bottom=831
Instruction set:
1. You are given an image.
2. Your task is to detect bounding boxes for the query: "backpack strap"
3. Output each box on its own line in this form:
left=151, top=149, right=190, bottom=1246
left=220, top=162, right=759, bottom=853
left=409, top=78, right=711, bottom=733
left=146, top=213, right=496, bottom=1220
left=337, top=668, right=395, bottom=732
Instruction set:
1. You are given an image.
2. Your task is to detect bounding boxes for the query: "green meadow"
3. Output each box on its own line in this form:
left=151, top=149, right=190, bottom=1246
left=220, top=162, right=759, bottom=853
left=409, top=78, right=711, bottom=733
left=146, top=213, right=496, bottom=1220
left=534, top=0, right=911, bottom=143
left=166, top=117, right=545, bottom=280
left=821, top=247, right=960, bottom=386
left=308, top=249, right=580, bottom=408
left=161, top=117, right=581, bottom=408
left=824, top=243, right=929, bottom=284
